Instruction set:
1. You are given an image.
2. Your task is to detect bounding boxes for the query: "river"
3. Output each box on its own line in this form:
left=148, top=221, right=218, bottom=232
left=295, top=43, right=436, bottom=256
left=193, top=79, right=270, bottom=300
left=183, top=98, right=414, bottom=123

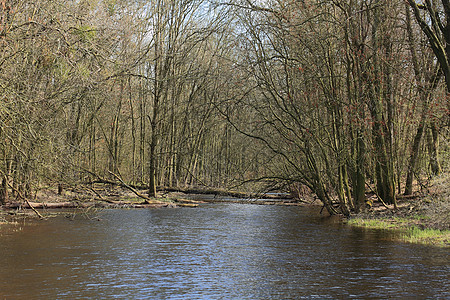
left=0, top=203, right=448, bottom=299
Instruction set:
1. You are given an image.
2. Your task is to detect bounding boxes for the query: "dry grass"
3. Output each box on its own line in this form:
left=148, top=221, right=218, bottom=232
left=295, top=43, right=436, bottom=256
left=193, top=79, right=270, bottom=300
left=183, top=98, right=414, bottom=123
left=416, top=174, right=450, bottom=230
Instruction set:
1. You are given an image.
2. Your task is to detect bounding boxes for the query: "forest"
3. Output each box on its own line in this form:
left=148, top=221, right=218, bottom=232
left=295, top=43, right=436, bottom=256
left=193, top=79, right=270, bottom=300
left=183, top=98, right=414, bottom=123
left=0, top=0, right=449, bottom=216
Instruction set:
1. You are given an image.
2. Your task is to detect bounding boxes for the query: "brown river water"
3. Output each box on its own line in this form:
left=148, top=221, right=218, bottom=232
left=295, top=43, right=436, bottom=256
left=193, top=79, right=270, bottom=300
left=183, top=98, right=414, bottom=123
left=0, top=203, right=448, bottom=299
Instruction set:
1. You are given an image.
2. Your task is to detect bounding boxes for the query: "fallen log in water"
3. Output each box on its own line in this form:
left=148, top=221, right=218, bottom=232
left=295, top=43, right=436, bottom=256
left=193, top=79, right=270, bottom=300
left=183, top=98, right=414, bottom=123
left=3, top=200, right=177, bottom=210
left=162, top=186, right=293, bottom=200
left=85, top=170, right=292, bottom=201
left=4, top=201, right=87, bottom=209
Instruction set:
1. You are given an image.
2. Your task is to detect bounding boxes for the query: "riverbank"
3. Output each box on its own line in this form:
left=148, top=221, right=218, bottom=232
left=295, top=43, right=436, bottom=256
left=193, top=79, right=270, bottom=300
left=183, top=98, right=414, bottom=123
left=348, top=175, right=450, bottom=247
left=0, top=182, right=301, bottom=223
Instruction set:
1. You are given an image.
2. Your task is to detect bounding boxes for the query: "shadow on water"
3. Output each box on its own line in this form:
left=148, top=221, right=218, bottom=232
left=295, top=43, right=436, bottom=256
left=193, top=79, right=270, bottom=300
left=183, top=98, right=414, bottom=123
left=0, top=203, right=448, bottom=299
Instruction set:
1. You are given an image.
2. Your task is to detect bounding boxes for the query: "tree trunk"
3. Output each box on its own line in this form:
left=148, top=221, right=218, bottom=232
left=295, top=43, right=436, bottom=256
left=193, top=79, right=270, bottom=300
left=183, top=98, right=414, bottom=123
left=367, top=3, right=396, bottom=207
left=405, top=122, right=425, bottom=195
left=148, top=130, right=157, bottom=197
left=0, top=177, right=8, bottom=205
left=58, top=183, right=63, bottom=195
left=427, top=123, right=441, bottom=176
left=315, top=181, right=338, bottom=216
left=354, top=131, right=366, bottom=212
left=128, top=77, right=137, bottom=184
left=337, top=165, right=351, bottom=216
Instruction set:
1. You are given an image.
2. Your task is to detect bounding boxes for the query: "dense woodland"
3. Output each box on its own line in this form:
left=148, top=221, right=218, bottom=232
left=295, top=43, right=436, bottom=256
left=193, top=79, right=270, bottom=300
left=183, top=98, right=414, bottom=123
left=0, top=0, right=448, bottom=215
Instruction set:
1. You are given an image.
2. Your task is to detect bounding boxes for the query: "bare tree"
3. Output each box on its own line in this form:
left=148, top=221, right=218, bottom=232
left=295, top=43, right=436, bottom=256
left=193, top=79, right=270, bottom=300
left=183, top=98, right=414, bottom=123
left=407, top=0, right=450, bottom=176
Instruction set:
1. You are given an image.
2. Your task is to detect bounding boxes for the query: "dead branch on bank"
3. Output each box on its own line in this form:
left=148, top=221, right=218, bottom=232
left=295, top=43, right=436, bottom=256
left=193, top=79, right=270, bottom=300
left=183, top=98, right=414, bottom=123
left=3, top=179, right=45, bottom=219
left=107, top=171, right=164, bottom=204
left=24, top=199, right=45, bottom=219
left=87, top=187, right=116, bottom=204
